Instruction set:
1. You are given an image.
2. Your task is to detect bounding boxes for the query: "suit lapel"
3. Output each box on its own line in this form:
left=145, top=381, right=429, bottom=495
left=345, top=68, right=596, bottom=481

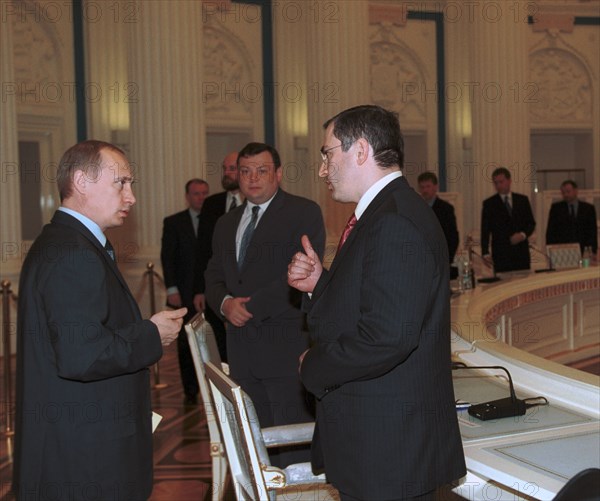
left=312, top=177, right=405, bottom=301
left=227, top=204, right=245, bottom=273
left=237, top=190, right=286, bottom=272
left=183, top=210, right=196, bottom=239
left=51, top=211, right=136, bottom=302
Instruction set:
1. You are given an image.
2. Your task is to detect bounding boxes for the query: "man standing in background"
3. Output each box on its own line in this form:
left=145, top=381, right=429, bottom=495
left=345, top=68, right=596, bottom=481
left=161, top=179, right=210, bottom=405
left=546, top=179, right=598, bottom=256
left=418, top=171, right=459, bottom=279
left=194, top=152, right=242, bottom=361
left=481, top=167, right=536, bottom=272
left=205, top=142, right=325, bottom=466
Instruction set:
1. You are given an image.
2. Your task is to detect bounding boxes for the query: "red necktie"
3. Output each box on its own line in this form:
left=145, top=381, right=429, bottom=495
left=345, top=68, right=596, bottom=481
left=336, top=213, right=357, bottom=254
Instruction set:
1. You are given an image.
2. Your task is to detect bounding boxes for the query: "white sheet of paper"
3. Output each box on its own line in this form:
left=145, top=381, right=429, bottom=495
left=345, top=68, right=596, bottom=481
left=152, top=411, right=163, bottom=433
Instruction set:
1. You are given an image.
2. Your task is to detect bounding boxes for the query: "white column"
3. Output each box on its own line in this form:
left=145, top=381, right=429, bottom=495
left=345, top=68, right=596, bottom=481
left=84, top=0, right=130, bottom=142
left=305, top=0, right=370, bottom=248
left=127, top=0, right=206, bottom=253
left=444, top=9, right=474, bottom=244
left=0, top=15, right=22, bottom=271
left=272, top=0, right=310, bottom=199
left=470, top=1, right=532, bottom=215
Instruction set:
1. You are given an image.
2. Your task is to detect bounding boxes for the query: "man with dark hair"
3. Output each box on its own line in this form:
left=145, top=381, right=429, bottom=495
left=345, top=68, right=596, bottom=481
left=288, top=105, right=465, bottom=500
left=546, top=180, right=598, bottom=255
left=418, top=171, right=459, bottom=278
left=481, top=167, right=536, bottom=272
left=193, top=152, right=242, bottom=361
left=14, top=140, right=186, bottom=500
left=204, top=142, right=326, bottom=466
left=161, top=178, right=210, bottom=405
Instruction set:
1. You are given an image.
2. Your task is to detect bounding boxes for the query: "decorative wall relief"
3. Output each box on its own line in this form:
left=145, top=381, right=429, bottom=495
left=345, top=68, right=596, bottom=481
left=11, top=1, right=63, bottom=106
left=529, top=48, right=592, bottom=123
left=202, top=23, right=255, bottom=118
left=369, top=24, right=428, bottom=126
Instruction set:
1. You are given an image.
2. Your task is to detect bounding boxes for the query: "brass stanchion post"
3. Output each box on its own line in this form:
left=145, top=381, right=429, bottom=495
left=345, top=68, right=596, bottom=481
left=2, top=280, right=15, bottom=438
left=147, top=263, right=167, bottom=389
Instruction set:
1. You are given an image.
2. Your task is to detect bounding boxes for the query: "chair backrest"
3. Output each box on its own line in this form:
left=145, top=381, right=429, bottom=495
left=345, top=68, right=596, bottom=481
left=553, top=468, right=600, bottom=500
left=205, top=361, right=276, bottom=501
left=185, top=314, right=224, bottom=451
left=547, top=243, right=582, bottom=269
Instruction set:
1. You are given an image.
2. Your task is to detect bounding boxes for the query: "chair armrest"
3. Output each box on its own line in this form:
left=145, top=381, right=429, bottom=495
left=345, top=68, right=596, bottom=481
left=261, top=422, right=315, bottom=448
left=282, top=462, right=326, bottom=486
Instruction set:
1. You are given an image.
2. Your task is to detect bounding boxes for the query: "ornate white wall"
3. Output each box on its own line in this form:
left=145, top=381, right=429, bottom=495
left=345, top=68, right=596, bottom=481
left=1, top=0, right=599, bottom=355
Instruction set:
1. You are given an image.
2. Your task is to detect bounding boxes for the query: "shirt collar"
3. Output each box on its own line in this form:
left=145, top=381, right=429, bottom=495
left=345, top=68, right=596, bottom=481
left=355, top=171, right=402, bottom=219
left=244, top=189, right=278, bottom=215
left=58, top=207, right=106, bottom=246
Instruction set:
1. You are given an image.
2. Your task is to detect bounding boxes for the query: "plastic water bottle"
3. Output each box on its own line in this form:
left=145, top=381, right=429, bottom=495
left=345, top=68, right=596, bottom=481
left=582, top=246, right=592, bottom=268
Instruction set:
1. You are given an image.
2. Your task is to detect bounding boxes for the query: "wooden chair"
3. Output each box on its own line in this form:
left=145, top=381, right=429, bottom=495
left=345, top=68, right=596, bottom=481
left=553, top=468, right=600, bottom=500
left=547, top=243, right=582, bottom=269
left=185, top=313, right=229, bottom=501
left=204, top=361, right=336, bottom=501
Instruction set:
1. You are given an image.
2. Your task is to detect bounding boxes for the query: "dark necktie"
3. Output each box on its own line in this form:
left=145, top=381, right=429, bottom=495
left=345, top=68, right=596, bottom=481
left=238, top=206, right=260, bottom=268
left=504, top=196, right=512, bottom=217
left=336, top=213, right=357, bottom=255
left=569, top=204, right=575, bottom=220
left=229, top=196, right=238, bottom=212
left=104, top=239, right=116, bottom=261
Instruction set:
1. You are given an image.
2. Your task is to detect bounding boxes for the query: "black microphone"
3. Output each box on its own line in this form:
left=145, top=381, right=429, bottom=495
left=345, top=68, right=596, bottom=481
left=452, top=364, right=526, bottom=420
left=529, top=244, right=556, bottom=273
left=469, top=248, right=501, bottom=283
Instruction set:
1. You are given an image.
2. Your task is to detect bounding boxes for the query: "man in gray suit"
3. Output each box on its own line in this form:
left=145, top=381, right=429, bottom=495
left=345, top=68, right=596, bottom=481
left=288, top=106, right=465, bottom=500
left=204, top=142, right=325, bottom=466
left=14, top=140, right=186, bottom=500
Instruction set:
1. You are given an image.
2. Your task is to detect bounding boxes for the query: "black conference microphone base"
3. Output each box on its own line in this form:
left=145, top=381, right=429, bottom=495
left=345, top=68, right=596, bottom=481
left=478, top=276, right=501, bottom=283
left=468, top=397, right=527, bottom=421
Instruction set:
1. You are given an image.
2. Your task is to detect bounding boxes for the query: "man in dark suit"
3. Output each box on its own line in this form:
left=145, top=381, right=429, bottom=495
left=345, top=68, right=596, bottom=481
left=546, top=179, right=598, bottom=255
left=204, top=142, right=325, bottom=466
left=161, top=178, right=209, bottom=404
left=418, top=171, right=459, bottom=278
left=481, top=167, right=536, bottom=272
left=193, top=152, right=242, bottom=361
left=287, top=106, right=465, bottom=500
left=14, top=140, right=186, bottom=501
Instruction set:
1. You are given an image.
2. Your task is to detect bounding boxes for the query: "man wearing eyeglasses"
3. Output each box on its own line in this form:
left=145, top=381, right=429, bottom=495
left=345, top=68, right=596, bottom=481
left=204, top=142, right=325, bottom=467
left=288, top=106, right=465, bottom=500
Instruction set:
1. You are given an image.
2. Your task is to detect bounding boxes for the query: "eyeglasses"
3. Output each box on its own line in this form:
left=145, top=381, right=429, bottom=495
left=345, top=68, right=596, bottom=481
left=320, top=144, right=342, bottom=163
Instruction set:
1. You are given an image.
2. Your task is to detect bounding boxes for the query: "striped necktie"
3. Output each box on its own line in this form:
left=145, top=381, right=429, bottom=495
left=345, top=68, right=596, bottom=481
left=238, top=206, right=260, bottom=268
left=336, top=213, right=357, bottom=255
left=104, top=239, right=115, bottom=261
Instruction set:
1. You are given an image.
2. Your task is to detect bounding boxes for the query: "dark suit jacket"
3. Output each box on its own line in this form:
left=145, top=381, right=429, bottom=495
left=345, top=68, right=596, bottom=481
left=546, top=200, right=598, bottom=254
left=195, top=192, right=228, bottom=294
left=300, top=177, right=465, bottom=499
left=160, top=209, right=198, bottom=312
left=481, top=192, right=536, bottom=272
left=14, top=210, right=163, bottom=501
left=204, top=189, right=325, bottom=379
left=431, top=197, right=459, bottom=263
